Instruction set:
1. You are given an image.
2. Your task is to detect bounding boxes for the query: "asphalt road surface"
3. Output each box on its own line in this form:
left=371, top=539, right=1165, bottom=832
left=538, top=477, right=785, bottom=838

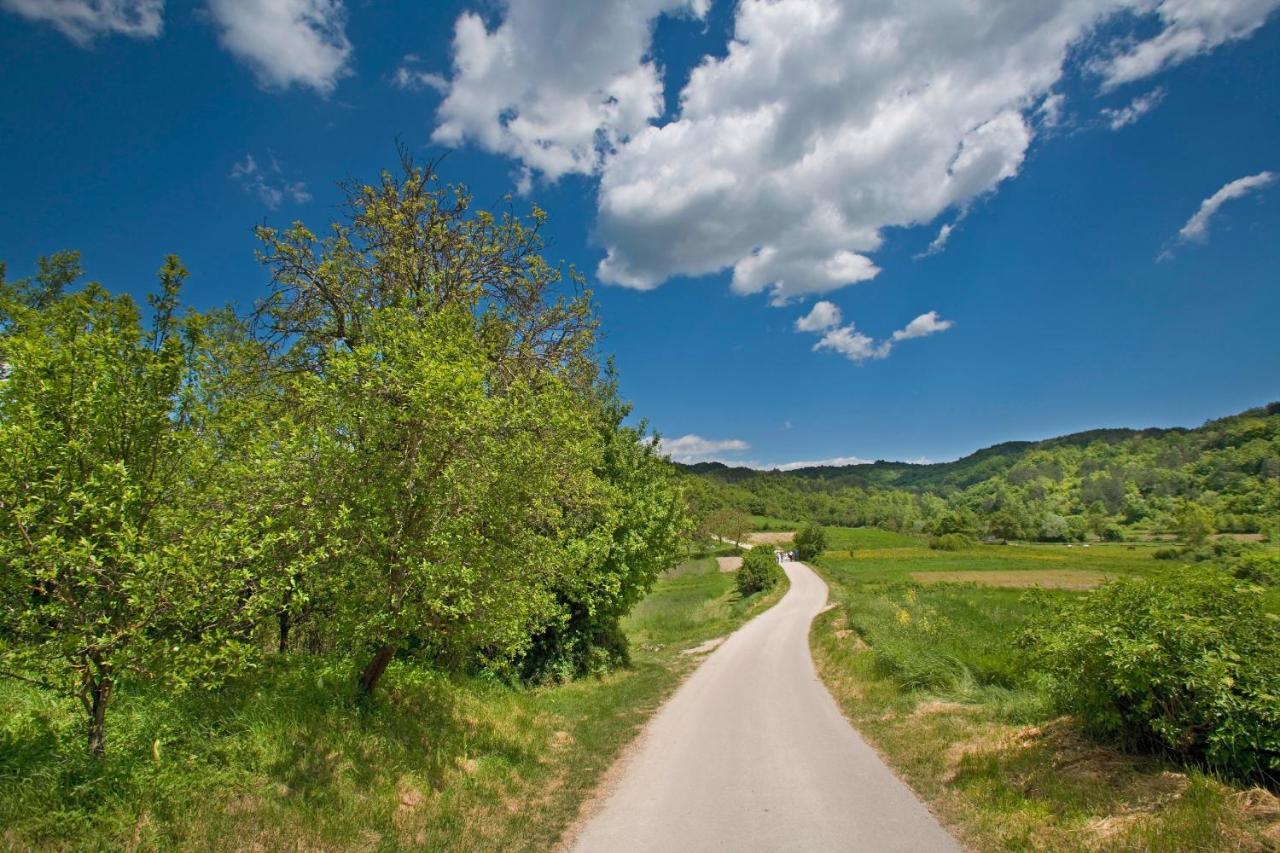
left=569, top=557, right=960, bottom=853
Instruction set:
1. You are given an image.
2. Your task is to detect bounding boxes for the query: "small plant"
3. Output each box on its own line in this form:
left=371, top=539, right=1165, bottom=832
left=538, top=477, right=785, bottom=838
left=735, top=544, right=780, bottom=597
left=1024, top=566, right=1280, bottom=783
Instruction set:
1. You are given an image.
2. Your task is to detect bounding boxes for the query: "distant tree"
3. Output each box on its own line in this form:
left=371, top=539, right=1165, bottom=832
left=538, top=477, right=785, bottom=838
left=793, top=523, right=827, bottom=560
left=703, top=507, right=752, bottom=546
left=1039, top=513, right=1070, bottom=542
left=1174, top=502, right=1215, bottom=546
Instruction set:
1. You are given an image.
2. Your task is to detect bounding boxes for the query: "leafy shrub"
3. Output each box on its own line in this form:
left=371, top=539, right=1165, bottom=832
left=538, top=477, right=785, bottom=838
left=1227, top=551, right=1280, bottom=586
left=1025, top=567, right=1280, bottom=783
left=929, top=533, right=974, bottom=551
left=1101, top=524, right=1126, bottom=542
left=1153, top=547, right=1182, bottom=560
left=793, top=523, right=827, bottom=560
left=735, top=545, right=780, bottom=597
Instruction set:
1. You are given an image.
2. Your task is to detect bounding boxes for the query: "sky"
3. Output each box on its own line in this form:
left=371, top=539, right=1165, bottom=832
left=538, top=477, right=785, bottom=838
left=1, top=0, right=1278, bottom=468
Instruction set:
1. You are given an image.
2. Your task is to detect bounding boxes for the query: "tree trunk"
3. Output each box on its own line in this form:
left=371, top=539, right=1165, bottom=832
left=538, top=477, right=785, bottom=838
left=357, top=643, right=396, bottom=697
left=87, top=677, right=112, bottom=757
left=278, top=609, right=291, bottom=654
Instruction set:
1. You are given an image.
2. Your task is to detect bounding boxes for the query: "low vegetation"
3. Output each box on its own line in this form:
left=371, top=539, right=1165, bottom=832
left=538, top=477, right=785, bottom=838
left=809, top=527, right=1280, bottom=851
left=734, top=544, right=781, bottom=597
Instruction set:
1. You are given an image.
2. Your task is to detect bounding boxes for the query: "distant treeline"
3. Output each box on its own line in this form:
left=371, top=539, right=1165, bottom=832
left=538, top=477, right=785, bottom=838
left=0, top=160, right=686, bottom=756
left=684, top=404, right=1280, bottom=542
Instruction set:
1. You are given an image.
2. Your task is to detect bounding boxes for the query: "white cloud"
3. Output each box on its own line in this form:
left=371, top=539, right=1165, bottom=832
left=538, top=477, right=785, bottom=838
left=1094, top=0, right=1280, bottom=91
left=654, top=434, right=751, bottom=464
left=813, top=324, right=892, bottom=364
left=1101, top=87, right=1165, bottom=130
left=794, top=300, right=842, bottom=332
left=916, top=223, right=955, bottom=259
left=800, top=308, right=953, bottom=364
left=891, top=310, right=954, bottom=341
left=430, top=0, right=1277, bottom=304
left=431, top=0, right=708, bottom=182
left=207, top=0, right=351, bottom=94
left=771, top=455, right=871, bottom=471
left=0, top=0, right=162, bottom=43
left=230, top=153, right=312, bottom=209
left=1175, top=171, right=1275, bottom=243
left=1037, top=92, right=1066, bottom=129
left=393, top=54, right=448, bottom=93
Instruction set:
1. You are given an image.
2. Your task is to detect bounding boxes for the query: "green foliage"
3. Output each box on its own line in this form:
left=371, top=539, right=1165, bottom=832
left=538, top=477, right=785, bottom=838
left=793, top=522, right=826, bottom=560
left=1025, top=567, right=1280, bottom=783
left=735, top=544, right=780, bottom=597
left=929, top=533, right=975, bottom=551
left=0, top=259, right=277, bottom=755
left=0, top=159, right=688, bottom=756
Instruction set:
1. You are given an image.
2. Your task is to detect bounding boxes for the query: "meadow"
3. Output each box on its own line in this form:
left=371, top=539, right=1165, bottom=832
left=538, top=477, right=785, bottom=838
left=810, top=527, right=1280, bottom=851
left=0, top=550, right=784, bottom=851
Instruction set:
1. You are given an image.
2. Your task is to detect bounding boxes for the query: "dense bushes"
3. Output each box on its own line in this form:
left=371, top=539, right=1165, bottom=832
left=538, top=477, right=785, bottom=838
left=0, top=162, right=687, bottom=754
left=929, top=533, right=974, bottom=551
left=793, top=522, right=826, bottom=560
left=735, top=545, right=780, bottom=597
left=1025, top=567, right=1280, bottom=783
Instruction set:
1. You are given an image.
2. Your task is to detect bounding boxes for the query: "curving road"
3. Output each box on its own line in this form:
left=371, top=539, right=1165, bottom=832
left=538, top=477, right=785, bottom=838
left=569, top=558, right=960, bottom=853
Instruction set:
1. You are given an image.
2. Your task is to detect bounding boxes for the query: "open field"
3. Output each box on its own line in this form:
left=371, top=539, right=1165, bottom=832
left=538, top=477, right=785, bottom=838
left=910, top=569, right=1111, bottom=590
left=0, top=558, right=785, bottom=851
left=811, top=527, right=1280, bottom=851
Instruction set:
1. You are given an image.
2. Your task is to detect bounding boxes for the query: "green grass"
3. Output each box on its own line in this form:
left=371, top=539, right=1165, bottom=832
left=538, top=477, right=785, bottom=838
left=810, top=531, right=1280, bottom=850
left=750, top=514, right=800, bottom=531
left=0, top=568, right=786, bottom=851
left=823, top=525, right=924, bottom=550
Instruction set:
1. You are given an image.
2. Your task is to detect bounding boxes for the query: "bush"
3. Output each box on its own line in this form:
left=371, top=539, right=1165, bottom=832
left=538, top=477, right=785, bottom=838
left=1101, top=523, right=1126, bottom=542
left=1025, top=567, right=1280, bottom=783
left=929, top=533, right=974, bottom=551
left=735, top=545, right=780, bottom=597
left=793, top=523, right=827, bottom=560
left=1227, top=550, right=1280, bottom=586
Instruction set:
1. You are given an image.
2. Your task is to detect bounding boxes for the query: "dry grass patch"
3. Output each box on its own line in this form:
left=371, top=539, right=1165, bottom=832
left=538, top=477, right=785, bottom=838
left=910, top=569, right=1110, bottom=590
left=716, top=556, right=742, bottom=572
left=745, top=531, right=794, bottom=545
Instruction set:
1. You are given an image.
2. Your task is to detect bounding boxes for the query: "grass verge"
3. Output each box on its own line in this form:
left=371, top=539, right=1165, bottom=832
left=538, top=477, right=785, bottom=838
left=810, top=528, right=1280, bottom=851
left=0, top=560, right=786, bottom=851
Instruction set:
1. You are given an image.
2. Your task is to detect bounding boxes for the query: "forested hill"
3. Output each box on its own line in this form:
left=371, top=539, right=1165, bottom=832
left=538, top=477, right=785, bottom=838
left=683, top=402, right=1280, bottom=538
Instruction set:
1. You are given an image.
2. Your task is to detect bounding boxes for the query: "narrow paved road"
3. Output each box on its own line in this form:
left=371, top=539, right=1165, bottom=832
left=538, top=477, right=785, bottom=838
left=570, top=558, right=960, bottom=853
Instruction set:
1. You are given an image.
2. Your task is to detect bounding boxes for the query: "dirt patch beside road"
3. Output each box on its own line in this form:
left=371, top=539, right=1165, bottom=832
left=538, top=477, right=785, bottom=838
left=716, top=557, right=742, bottom=572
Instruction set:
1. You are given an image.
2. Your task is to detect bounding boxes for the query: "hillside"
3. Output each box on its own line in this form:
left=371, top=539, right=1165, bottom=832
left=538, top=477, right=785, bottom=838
left=683, top=403, right=1280, bottom=537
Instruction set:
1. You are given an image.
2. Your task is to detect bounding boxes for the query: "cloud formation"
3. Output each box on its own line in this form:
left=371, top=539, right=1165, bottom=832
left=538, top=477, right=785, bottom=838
left=654, top=434, right=750, bottom=465
left=794, top=300, right=842, bottom=332
left=430, top=0, right=1278, bottom=303
left=1175, top=171, right=1275, bottom=244
left=230, top=153, right=312, bottom=209
left=800, top=309, right=954, bottom=364
left=0, top=0, right=162, bottom=43
left=1101, top=87, right=1165, bottom=130
left=207, top=0, right=351, bottom=93
left=772, top=455, right=872, bottom=471
left=432, top=0, right=708, bottom=182
left=392, top=55, right=447, bottom=93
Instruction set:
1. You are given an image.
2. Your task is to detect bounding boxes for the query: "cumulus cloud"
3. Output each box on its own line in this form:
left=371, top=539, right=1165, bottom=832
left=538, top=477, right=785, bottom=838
left=429, top=0, right=1276, bottom=305
left=431, top=0, right=708, bottom=181
left=0, top=0, right=162, bottom=43
left=794, top=300, right=842, bottom=332
left=800, top=309, right=953, bottom=364
left=1101, top=87, right=1165, bottom=130
left=891, top=310, right=954, bottom=341
left=1174, top=171, right=1275, bottom=244
left=230, top=153, right=312, bottom=209
left=207, top=0, right=351, bottom=94
left=653, top=434, right=750, bottom=464
left=1094, top=0, right=1280, bottom=91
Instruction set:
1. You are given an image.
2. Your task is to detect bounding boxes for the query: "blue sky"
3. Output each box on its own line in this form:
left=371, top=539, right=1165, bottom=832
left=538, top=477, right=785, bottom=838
left=1, top=0, right=1277, bottom=467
